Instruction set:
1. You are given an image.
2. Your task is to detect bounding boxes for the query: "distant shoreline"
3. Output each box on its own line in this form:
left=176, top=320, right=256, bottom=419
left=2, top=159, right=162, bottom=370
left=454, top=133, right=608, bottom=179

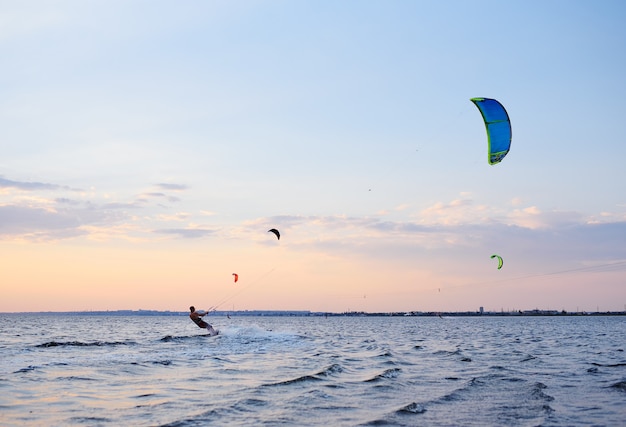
left=2, top=309, right=626, bottom=317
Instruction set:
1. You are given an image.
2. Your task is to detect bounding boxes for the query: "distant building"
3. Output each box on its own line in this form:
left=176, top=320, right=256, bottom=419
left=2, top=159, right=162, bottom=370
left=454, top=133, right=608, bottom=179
left=479, top=307, right=484, bottom=315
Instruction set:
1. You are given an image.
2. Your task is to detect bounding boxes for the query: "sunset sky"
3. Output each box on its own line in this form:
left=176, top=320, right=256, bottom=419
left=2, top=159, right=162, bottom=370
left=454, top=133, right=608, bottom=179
left=1, top=1, right=625, bottom=313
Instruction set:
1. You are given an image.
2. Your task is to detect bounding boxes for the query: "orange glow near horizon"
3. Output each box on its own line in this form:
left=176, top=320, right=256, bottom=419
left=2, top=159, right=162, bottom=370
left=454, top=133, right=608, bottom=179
left=2, top=239, right=624, bottom=314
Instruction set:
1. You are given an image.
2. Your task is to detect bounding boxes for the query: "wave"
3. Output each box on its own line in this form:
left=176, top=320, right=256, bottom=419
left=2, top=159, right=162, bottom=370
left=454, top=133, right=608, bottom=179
left=232, top=397, right=268, bottom=410
left=364, top=367, right=401, bottom=383
left=264, top=374, right=321, bottom=387
left=36, top=340, right=133, bottom=348
left=433, top=348, right=461, bottom=356
left=317, top=363, right=343, bottom=377
left=368, top=376, right=556, bottom=427
left=531, top=382, right=555, bottom=402
left=433, top=348, right=466, bottom=358
left=57, top=375, right=97, bottom=381
left=69, top=416, right=111, bottom=424
left=224, top=324, right=305, bottom=342
left=13, top=365, right=38, bottom=374
left=432, top=347, right=473, bottom=363
left=135, top=393, right=157, bottom=398
left=520, top=354, right=537, bottom=362
left=609, top=381, right=626, bottom=391
left=397, top=402, right=427, bottom=414
left=590, top=362, right=626, bottom=368
left=159, top=332, right=221, bottom=342
left=356, top=403, right=426, bottom=426
left=159, top=325, right=303, bottom=344
left=263, top=363, right=343, bottom=387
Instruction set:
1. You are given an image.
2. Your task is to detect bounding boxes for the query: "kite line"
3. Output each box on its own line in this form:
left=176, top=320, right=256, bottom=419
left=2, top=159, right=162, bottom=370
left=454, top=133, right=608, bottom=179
left=207, top=268, right=276, bottom=313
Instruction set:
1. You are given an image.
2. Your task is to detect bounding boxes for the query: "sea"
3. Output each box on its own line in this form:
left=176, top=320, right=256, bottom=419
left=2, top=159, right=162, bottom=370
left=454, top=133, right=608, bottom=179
left=1, top=314, right=625, bottom=427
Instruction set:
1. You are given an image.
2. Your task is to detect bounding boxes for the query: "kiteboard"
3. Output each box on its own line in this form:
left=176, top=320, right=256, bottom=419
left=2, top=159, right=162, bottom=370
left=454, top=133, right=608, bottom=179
left=205, top=329, right=219, bottom=337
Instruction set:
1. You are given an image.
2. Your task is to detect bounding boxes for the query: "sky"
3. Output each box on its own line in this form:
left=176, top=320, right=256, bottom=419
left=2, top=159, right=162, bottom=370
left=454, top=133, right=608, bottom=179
left=1, top=0, right=625, bottom=313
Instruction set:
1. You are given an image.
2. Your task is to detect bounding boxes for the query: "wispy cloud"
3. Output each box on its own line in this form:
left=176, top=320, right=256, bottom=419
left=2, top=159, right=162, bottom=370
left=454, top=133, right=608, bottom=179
left=237, top=197, right=626, bottom=270
left=0, top=203, right=127, bottom=242
left=0, top=205, right=84, bottom=238
left=506, top=206, right=583, bottom=229
left=0, top=176, right=79, bottom=192
left=2, top=172, right=624, bottom=272
left=155, top=183, right=189, bottom=191
left=154, top=227, right=217, bottom=239
left=0, top=175, right=185, bottom=242
left=137, top=192, right=182, bottom=204
left=154, top=212, right=190, bottom=222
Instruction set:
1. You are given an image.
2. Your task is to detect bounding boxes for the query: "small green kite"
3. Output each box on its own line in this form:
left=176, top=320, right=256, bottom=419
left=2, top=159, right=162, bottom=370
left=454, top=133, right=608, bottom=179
left=491, top=254, right=504, bottom=270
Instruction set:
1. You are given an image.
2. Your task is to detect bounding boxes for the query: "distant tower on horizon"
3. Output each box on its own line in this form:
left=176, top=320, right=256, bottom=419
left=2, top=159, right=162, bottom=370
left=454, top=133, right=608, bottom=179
left=479, top=306, right=484, bottom=315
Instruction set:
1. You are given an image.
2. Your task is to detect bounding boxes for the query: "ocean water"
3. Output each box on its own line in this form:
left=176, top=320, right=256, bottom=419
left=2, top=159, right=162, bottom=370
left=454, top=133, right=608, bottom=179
left=0, top=314, right=624, bottom=426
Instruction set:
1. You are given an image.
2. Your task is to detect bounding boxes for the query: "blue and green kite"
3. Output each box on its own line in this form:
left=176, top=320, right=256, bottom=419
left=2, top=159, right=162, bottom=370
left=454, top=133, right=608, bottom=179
left=470, top=98, right=512, bottom=165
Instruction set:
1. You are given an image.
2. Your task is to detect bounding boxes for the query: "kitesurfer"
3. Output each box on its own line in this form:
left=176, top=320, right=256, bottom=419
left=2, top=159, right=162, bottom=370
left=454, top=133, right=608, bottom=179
left=189, top=306, right=218, bottom=336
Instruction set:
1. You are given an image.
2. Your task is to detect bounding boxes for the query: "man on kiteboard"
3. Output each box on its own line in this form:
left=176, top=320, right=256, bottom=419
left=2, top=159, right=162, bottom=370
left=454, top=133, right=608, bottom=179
left=189, top=306, right=218, bottom=336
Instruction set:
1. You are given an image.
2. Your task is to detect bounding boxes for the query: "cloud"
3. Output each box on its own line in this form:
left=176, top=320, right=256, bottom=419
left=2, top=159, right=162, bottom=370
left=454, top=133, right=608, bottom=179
left=587, top=210, right=626, bottom=224
left=0, top=176, right=79, bottom=192
left=418, top=198, right=491, bottom=226
left=2, top=173, right=624, bottom=270
left=238, top=200, right=626, bottom=270
left=0, top=205, right=82, bottom=234
left=137, top=192, right=182, bottom=204
left=55, top=197, right=82, bottom=205
left=155, top=183, right=189, bottom=191
left=101, top=201, right=143, bottom=210
left=154, top=227, right=217, bottom=239
left=546, top=221, right=626, bottom=259
left=0, top=204, right=123, bottom=241
left=506, top=206, right=583, bottom=229
left=0, top=174, right=208, bottom=242
left=0, top=176, right=141, bottom=241
left=0, top=195, right=215, bottom=242
left=155, top=212, right=190, bottom=222
left=240, top=213, right=468, bottom=254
